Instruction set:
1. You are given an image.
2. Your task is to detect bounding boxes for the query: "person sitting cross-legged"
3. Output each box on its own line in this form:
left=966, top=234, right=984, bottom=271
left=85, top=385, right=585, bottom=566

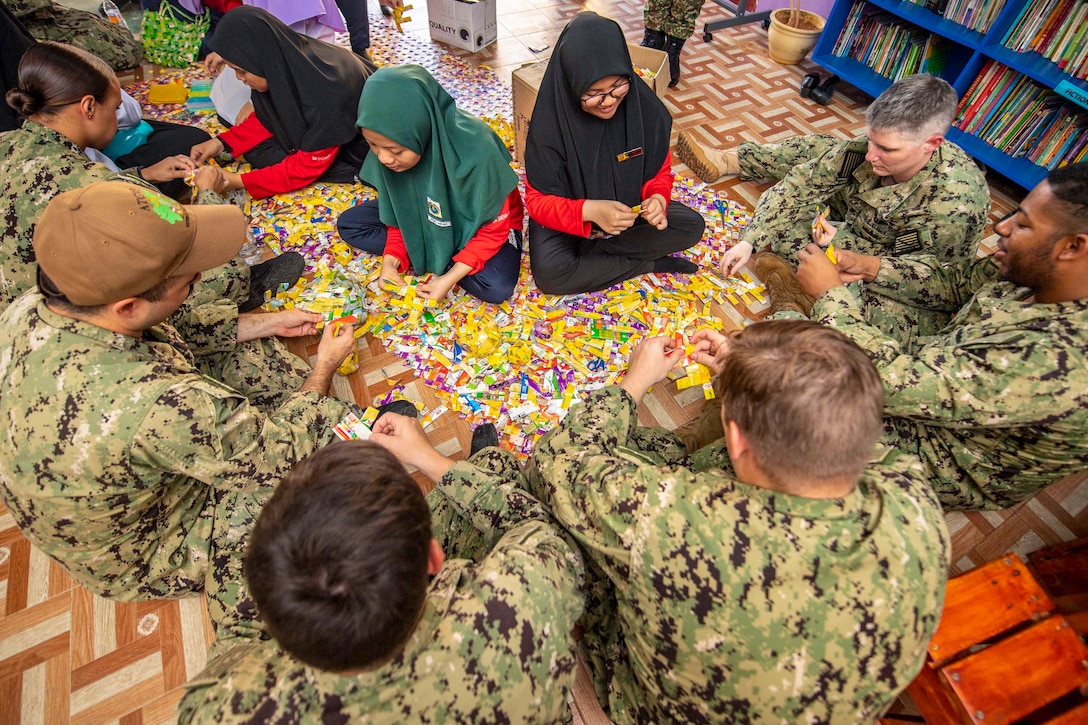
left=787, top=162, right=1088, bottom=510
left=680, top=75, right=989, bottom=341
left=527, top=319, right=950, bottom=723
left=0, top=181, right=361, bottom=635
left=178, top=422, right=585, bottom=723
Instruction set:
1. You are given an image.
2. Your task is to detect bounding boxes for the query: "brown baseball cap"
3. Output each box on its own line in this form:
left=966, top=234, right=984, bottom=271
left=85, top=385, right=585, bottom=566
left=33, top=181, right=245, bottom=306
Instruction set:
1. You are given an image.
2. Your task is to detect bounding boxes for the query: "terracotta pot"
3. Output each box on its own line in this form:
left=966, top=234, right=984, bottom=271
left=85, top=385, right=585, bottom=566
left=767, top=9, right=826, bottom=65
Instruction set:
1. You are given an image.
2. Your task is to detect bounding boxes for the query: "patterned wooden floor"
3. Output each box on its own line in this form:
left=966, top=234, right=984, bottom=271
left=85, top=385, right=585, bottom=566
left=2, top=1, right=1085, bottom=723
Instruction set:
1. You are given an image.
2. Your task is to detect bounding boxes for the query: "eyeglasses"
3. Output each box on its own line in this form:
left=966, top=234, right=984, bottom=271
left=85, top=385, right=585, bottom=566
left=580, top=79, right=632, bottom=107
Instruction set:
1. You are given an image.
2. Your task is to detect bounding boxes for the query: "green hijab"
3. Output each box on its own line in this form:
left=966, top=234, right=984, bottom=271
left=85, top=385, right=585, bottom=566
left=357, top=65, right=518, bottom=275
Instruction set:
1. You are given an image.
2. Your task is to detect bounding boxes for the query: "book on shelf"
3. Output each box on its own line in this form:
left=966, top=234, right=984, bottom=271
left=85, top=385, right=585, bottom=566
left=965, top=64, right=1021, bottom=134
left=997, top=95, right=1047, bottom=150
left=907, top=0, right=1008, bottom=33
left=1036, top=0, right=1075, bottom=51
left=977, top=75, right=1035, bottom=139
left=1061, top=131, right=1088, bottom=165
left=832, top=2, right=942, bottom=82
left=920, top=35, right=949, bottom=75
left=1052, top=4, right=1087, bottom=67
left=1003, top=0, right=1088, bottom=77
left=1008, top=97, right=1063, bottom=155
left=832, top=1, right=867, bottom=56
left=957, top=60, right=1004, bottom=132
left=1050, top=117, right=1087, bottom=165
left=1004, top=0, right=1058, bottom=49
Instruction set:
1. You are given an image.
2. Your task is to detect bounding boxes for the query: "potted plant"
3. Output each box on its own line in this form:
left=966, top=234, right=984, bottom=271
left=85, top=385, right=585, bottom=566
left=767, top=1, right=826, bottom=65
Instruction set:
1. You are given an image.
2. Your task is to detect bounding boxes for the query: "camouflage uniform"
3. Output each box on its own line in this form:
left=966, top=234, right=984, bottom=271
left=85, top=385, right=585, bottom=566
left=0, top=120, right=247, bottom=355
left=644, top=0, right=706, bottom=39
left=0, top=290, right=358, bottom=631
left=4, top=0, right=143, bottom=70
left=526, top=385, right=950, bottom=724
left=177, top=447, right=585, bottom=724
left=742, top=134, right=990, bottom=339
left=813, top=254, right=1088, bottom=510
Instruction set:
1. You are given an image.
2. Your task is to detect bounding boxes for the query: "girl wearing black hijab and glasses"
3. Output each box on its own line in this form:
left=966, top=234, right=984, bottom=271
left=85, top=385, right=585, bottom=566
left=524, top=11, right=704, bottom=296
left=189, top=6, right=375, bottom=199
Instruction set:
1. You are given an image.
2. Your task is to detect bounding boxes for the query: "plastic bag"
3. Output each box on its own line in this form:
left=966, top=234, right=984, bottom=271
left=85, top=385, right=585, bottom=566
left=140, top=3, right=209, bottom=68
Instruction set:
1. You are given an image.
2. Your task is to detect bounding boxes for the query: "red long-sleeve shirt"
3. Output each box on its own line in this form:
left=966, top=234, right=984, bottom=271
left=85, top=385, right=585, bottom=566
left=384, top=188, right=524, bottom=275
left=524, top=150, right=675, bottom=236
left=202, top=1, right=242, bottom=13
left=218, top=114, right=340, bottom=199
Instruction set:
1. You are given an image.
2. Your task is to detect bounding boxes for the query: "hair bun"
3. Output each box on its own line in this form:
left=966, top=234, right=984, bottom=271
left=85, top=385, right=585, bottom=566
left=5, top=88, right=42, bottom=117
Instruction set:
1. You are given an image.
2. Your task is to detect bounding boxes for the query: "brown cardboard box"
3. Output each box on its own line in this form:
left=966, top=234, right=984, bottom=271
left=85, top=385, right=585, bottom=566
left=510, top=43, right=669, bottom=163
left=628, top=44, right=668, bottom=100
left=511, top=59, right=548, bottom=164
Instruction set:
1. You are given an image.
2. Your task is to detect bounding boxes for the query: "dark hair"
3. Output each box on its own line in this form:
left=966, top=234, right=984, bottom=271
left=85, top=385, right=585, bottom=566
left=6, top=42, right=114, bottom=119
left=38, top=268, right=175, bottom=314
left=245, top=440, right=433, bottom=672
left=717, top=320, right=884, bottom=489
left=1046, top=162, right=1088, bottom=235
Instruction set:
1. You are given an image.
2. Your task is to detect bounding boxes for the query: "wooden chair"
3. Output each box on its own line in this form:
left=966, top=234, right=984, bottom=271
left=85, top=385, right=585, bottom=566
left=1030, top=537, right=1088, bottom=637
left=886, top=553, right=1088, bottom=724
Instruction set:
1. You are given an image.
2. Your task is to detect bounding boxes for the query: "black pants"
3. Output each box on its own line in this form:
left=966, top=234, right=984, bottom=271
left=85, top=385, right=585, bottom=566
left=115, top=120, right=211, bottom=200
left=529, top=201, right=705, bottom=295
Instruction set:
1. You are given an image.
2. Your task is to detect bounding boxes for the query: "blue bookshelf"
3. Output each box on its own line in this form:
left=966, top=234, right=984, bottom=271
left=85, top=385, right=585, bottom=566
left=812, top=0, right=1088, bottom=189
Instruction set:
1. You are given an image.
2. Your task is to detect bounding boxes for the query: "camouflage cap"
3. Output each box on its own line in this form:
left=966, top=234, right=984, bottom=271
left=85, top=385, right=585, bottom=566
left=33, top=181, right=244, bottom=305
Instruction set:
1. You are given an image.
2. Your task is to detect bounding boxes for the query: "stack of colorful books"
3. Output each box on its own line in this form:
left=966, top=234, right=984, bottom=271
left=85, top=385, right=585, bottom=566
left=955, top=60, right=1088, bottom=169
left=1002, top=0, right=1088, bottom=79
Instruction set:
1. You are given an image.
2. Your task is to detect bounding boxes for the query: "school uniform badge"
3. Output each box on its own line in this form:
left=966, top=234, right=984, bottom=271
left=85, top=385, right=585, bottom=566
left=427, top=197, right=451, bottom=227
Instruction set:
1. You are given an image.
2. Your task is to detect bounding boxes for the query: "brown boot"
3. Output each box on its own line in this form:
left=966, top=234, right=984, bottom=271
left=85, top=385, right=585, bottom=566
left=676, top=131, right=739, bottom=183
left=753, top=253, right=816, bottom=317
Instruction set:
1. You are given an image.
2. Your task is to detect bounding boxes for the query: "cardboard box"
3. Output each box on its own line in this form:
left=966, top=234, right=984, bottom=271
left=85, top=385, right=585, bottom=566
left=628, top=44, right=668, bottom=100
left=427, top=0, right=497, bottom=52
left=511, top=59, right=549, bottom=164
left=511, top=44, right=669, bottom=162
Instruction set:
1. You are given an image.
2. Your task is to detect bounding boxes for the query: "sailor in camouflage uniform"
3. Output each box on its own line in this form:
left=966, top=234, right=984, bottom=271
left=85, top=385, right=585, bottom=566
left=4, top=0, right=143, bottom=70
left=527, top=320, right=949, bottom=724
left=178, top=426, right=584, bottom=724
left=795, top=163, right=1088, bottom=510
left=1, top=43, right=302, bottom=357
left=0, top=182, right=360, bottom=633
left=640, top=0, right=706, bottom=86
left=679, top=75, right=990, bottom=339
left=1, top=42, right=243, bottom=314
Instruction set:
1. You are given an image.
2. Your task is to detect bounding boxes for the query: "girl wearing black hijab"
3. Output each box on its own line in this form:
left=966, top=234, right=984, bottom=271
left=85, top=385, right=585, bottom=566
left=190, top=6, right=375, bottom=199
left=1, top=2, right=35, bottom=132
left=524, top=11, right=704, bottom=296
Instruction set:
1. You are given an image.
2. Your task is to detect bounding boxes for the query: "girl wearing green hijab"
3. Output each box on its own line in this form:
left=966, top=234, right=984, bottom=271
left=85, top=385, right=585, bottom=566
left=337, top=65, right=524, bottom=304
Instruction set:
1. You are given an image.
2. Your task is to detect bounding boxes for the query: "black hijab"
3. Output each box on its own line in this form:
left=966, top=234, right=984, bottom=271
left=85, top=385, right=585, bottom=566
left=1, top=2, right=35, bottom=132
left=209, top=6, right=374, bottom=153
left=524, top=11, right=671, bottom=207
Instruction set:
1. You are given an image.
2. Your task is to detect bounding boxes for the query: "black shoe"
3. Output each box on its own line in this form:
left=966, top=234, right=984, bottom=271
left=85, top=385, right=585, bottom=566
left=469, top=423, right=499, bottom=456
left=810, top=75, right=839, bottom=106
left=240, top=252, right=305, bottom=313
left=665, top=35, right=686, bottom=88
left=799, top=72, right=820, bottom=98
left=641, top=28, right=666, bottom=50
left=375, top=400, right=419, bottom=423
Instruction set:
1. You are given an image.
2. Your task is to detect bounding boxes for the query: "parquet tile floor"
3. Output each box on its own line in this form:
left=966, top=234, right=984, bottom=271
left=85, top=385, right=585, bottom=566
left=3, top=1, right=1086, bottom=722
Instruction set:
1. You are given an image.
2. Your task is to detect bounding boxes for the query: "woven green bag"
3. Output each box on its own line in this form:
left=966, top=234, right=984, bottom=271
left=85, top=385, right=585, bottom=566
left=141, top=4, right=210, bottom=68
